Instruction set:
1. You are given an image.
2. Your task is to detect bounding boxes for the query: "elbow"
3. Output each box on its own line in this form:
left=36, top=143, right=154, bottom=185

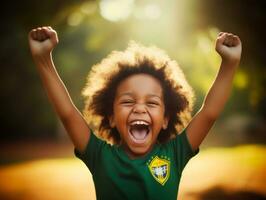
left=59, top=107, right=77, bottom=123
left=201, top=107, right=220, bottom=121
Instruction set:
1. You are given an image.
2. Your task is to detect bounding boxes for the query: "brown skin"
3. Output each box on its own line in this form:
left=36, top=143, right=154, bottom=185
left=28, top=26, right=90, bottom=152
left=28, top=27, right=241, bottom=157
left=109, top=74, right=169, bottom=158
left=186, top=32, right=242, bottom=151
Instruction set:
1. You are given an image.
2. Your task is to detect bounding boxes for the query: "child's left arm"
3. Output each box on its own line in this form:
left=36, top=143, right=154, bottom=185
left=186, top=32, right=242, bottom=151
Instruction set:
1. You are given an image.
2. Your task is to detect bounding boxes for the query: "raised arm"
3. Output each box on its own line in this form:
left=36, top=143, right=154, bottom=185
left=186, top=32, right=242, bottom=151
left=28, top=26, right=90, bottom=152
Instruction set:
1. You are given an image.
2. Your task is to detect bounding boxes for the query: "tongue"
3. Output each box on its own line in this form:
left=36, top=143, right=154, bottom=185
left=131, top=128, right=147, bottom=140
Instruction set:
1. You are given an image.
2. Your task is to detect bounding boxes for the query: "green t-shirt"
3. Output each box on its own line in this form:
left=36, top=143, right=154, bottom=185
left=75, top=129, right=198, bottom=200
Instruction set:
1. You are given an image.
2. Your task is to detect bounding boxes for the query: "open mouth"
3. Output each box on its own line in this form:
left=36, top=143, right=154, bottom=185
left=129, top=121, right=150, bottom=143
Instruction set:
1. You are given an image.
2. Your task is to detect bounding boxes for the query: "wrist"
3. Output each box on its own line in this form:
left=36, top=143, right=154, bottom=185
left=32, top=52, right=53, bottom=68
left=221, top=57, right=240, bottom=68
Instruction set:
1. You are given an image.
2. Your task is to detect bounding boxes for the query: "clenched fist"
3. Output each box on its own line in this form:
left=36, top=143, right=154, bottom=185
left=215, top=32, right=242, bottom=65
left=28, top=26, right=59, bottom=57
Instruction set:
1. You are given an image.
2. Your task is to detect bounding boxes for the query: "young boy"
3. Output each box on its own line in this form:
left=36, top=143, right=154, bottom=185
left=28, top=26, right=241, bottom=200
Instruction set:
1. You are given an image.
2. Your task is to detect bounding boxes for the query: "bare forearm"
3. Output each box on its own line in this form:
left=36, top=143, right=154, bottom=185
left=186, top=32, right=241, bottom=150
left=28, top=26, right=90, bottom=151
left=202, top=60, right=238, bottom=118
left=33, top=53, right=77, bottom=120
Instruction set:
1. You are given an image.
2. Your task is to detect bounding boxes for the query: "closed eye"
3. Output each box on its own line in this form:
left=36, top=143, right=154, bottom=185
left=147, top=101, right=160, bottom=106
left=120, top=100, right=135, bottom=105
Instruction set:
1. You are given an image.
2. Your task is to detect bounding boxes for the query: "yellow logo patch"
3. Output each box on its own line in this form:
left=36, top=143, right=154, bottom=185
left=147, top=156, right=170, bottom=185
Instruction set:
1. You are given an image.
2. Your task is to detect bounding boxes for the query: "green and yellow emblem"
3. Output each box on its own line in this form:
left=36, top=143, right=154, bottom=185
left=148, top=156, right=170, bottom=185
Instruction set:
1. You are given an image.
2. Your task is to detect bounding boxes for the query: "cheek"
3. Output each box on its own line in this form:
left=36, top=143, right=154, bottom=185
left=150, top=107, right=165, bottom=118
left=149, top=108, right=166, bottom=128
left=114, top=107, right=130, bottom=124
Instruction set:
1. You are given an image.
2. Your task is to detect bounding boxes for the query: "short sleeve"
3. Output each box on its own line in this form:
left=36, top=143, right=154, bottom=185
left=170, top=129, right=199, bottom=173
left=74, top=130, right=105, bottom=173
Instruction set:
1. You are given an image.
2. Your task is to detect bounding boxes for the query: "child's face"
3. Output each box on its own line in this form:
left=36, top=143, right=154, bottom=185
left=109, top=74, right=169, bottom=158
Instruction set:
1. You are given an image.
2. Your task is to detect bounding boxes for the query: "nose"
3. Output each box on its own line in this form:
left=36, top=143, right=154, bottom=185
left=132, top=103, right=147, bottom=114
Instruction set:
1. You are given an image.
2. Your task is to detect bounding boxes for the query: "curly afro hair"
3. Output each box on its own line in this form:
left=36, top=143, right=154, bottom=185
left=82, top=41, right=194, bottom=144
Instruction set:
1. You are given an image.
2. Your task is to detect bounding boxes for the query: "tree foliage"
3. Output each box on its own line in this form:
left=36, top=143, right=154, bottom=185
left=0, top=0, right=265, bottom=142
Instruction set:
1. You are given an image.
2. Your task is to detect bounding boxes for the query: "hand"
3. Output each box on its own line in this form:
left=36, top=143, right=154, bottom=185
left=215, top=32, right=242, bottom=65
left=28, top=26, right=59, bottom=57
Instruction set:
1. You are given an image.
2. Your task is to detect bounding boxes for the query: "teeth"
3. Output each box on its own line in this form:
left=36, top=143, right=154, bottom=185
left=130, top=121, right=149, bottom=126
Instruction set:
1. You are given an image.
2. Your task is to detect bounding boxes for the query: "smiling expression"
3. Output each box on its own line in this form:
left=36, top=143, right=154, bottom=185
left=109, top=74, right=169, bottom=159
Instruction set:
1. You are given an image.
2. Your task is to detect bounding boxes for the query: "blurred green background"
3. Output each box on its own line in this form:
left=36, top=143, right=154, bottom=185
left=0, top=0, right=265, bottom=145
left=0, top=1, right=265, bottom=200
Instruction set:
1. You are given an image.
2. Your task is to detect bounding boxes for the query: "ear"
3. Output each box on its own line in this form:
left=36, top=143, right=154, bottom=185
left=162, top=116, right=169, bottom=130
left=108, top=115, right=116, bottom=128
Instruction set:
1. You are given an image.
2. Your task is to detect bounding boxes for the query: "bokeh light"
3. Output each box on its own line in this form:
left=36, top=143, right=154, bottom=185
left=99, top=0, right=134, bottom=22
left=67, top=12, right=84, bottom=26
left=1, top=0, right=265, bottom=199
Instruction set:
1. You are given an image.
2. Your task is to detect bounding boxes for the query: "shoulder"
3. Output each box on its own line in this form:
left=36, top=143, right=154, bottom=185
left=74, top=130, right=112, bottom=159
left=166, top=129, right=199, bottom=157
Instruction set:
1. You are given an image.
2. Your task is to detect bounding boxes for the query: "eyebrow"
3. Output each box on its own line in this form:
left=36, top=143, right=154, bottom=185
left=117, top=92, right=162, bottom=100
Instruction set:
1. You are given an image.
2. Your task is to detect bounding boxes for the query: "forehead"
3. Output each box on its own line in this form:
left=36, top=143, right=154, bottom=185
left=116, top=73, right=163, bottom=97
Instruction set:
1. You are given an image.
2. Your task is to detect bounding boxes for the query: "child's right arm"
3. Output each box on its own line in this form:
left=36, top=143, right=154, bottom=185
left=28, top=26, right=90, bottom=152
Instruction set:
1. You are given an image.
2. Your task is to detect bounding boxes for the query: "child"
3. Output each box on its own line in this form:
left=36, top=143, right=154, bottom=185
left=28, top=26, right=242, bottom=200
